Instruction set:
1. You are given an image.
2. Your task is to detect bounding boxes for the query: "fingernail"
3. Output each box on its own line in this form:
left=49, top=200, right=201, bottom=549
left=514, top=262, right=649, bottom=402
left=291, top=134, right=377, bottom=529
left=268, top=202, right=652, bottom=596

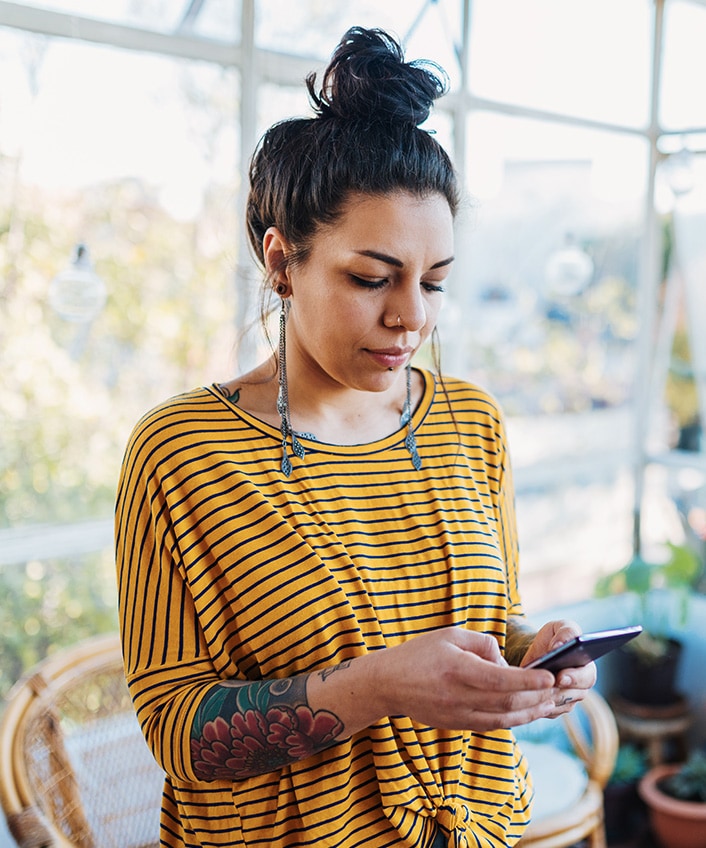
left=559, top=674, right=572, bottom=686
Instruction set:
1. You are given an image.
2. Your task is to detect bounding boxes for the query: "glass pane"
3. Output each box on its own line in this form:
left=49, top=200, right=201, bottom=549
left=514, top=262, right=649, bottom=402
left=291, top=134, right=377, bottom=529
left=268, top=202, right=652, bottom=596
left=8, top=0, right=240, bottom=39
left=188, top=0, right=241, bottom=42
left=651, top=152, right=706, bottom=451
left=456, top=114, right=647, bottom=417
left=643, top=154, right=706, bottom=583
left=661, top=0, right=706, bottom=130
left=468, top=0, right=652, bottom=128
left=0, top=29, right=239, bottom=576
left=0, top=551, right=118, bottom=699
left=256, top=0, right=463, bottom=88
left=444, top=112, right=648, bottom=602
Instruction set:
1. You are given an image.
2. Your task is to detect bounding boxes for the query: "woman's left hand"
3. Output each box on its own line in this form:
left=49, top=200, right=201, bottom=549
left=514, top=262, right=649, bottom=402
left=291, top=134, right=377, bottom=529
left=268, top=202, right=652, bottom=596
left=520, top=620, right=597, bottom=718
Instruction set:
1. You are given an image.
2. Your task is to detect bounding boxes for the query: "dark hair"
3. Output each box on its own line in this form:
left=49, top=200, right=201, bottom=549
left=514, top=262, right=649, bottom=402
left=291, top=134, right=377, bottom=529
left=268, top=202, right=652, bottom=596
left=246, top=26, right=459, bottom=274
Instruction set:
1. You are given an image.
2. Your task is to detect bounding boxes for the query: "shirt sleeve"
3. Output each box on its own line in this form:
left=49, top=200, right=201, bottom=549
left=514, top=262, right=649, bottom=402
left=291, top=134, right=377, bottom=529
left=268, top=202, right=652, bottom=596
left=115, top=411, right=222, bottom=783
left=492, top=405, right=524, bottom=618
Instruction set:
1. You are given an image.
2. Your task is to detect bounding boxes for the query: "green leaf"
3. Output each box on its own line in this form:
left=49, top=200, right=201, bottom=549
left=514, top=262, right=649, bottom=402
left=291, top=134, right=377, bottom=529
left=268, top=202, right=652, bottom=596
left=594, top=569, right=626, bottom=597
left=663, top=543, right=701, bottom=588
left=623, top=555, right=654, bottom=594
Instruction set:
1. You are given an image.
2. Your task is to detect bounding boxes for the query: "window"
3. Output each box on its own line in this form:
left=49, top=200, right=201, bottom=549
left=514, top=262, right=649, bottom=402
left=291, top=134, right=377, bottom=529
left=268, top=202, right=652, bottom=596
left=1, top=0, right=704, bottom=707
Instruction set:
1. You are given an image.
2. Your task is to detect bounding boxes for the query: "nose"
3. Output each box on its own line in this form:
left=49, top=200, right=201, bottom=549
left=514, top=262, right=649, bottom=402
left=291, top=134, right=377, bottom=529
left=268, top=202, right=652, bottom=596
left=387, top=283, right=428, bottom=332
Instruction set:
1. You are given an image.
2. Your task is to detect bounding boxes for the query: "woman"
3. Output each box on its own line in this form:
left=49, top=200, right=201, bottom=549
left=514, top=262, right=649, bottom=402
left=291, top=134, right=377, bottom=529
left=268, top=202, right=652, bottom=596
left=116, top=26, right=596, bottom=848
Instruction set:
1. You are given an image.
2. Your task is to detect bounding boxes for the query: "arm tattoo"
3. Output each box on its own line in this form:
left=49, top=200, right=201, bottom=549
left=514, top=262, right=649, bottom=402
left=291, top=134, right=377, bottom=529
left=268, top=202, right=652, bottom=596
left=505, top=615, right=538, bottom=666
left=318, top=660, right=352, bottom=682
left=191, top=674, right=344, bottom=781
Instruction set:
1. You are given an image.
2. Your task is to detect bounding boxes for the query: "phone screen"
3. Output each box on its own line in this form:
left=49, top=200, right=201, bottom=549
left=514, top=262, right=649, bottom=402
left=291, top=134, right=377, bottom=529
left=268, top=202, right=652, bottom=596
left=525, top=625, right=643, bottom=673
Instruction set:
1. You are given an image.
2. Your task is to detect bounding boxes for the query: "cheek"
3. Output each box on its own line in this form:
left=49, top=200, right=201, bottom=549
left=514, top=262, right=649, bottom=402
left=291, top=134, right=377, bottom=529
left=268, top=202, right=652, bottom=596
left=324, top=295, right=379, bottom=334
left=345, top=300, right=377, bottom=326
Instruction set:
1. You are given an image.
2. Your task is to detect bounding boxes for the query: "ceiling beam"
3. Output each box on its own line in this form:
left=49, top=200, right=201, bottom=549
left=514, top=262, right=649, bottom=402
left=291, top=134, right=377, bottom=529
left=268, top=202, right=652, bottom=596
left=0, top=0, right=318, bottom=83
left=0, top=0, right=239, bottom=63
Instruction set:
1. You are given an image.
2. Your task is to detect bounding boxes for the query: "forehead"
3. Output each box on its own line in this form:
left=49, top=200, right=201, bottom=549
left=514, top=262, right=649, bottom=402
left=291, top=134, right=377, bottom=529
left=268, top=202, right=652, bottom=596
left=316, top=191, right=454, bottom=258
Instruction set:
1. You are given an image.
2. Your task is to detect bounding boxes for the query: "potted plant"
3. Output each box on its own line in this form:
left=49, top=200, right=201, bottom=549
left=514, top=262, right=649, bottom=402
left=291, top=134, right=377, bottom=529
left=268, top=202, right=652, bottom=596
left=604, top=743, right=649, bottom=844
left=639, top=749, right=706, bottom=848
left=594, top=542, right=702, bottom=705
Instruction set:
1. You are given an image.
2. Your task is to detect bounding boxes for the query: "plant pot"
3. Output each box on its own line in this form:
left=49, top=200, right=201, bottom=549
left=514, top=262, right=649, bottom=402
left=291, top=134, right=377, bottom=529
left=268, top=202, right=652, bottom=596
left=614, top=638, right=683, bottom=706
left=604, top=780, right=646, bottom=844
left=639, top=763, right=706, bottom=848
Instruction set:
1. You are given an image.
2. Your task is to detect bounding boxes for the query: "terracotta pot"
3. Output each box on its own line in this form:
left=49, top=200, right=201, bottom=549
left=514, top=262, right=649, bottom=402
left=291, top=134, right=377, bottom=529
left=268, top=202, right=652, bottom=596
left=638, top=763, right=706, bottom=848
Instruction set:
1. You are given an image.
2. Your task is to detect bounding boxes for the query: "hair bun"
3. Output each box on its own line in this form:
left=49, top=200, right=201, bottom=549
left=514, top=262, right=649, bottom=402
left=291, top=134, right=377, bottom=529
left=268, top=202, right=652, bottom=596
left=306, top=26, right=448, bottom=128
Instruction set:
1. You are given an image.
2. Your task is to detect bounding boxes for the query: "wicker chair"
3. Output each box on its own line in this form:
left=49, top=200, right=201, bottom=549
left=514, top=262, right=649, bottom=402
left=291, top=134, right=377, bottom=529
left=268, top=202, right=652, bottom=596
left=517, top=688, right=619, bottom=848
left=1, top=635, right=617, bottom=848
left=0, top=633, right=163, bottom=848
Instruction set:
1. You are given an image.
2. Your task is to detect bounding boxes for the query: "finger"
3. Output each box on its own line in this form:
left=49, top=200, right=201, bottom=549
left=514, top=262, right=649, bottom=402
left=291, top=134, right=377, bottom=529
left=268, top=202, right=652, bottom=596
left=451, top=628, right=506, bottom=665
left=548, top=620, right=582, bottom=649
left=452, top=652, right=555, bottom=696
left=544, top=689, right=586, bottom=719
left=556, top=662, right=597, bottom=689
left=551, top=682, right=591, bottom=702
left=454, top=698, right=557, bottom=732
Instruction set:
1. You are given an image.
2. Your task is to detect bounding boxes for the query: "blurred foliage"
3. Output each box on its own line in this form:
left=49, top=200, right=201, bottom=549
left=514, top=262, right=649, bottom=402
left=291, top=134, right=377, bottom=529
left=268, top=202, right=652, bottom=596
left=595, top=542, right=703, bottom=661
left=0, top=178, right=239, bottom=529
left=661, top=748, right=706, bottom=802
left=660, top=212, right=699, bottom=440
left=469, top=262, right=640, bottom=417
left=666, top=328, right=699, bottom=431
left=609, top=743, right=649, bottom=786
left=0, top=35, right=244, bottom=698
left=0, top=551, right=118, bottom=702
left=0, top=171, right=240, bottom=692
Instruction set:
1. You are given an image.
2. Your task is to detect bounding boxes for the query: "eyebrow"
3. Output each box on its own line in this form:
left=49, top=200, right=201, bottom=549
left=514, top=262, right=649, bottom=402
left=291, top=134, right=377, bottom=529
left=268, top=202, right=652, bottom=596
left=355, top=249, right=455, bottom=270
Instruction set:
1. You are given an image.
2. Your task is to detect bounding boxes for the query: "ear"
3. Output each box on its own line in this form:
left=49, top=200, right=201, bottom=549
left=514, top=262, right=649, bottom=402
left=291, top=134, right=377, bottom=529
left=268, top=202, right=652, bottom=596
left=263, top=227, right=291, bottom=281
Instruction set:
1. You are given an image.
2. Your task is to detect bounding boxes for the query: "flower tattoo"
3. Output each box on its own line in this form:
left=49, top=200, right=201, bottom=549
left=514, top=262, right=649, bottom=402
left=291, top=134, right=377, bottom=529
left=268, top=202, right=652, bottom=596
left=191, top=676, right=344, bottom=780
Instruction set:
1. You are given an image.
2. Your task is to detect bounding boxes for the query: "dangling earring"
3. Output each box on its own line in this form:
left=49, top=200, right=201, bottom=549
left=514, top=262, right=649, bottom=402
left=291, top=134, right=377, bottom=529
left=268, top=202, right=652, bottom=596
left=276, top=297, right=305, bottom=476
left=402, top=362, right=421, bottom=471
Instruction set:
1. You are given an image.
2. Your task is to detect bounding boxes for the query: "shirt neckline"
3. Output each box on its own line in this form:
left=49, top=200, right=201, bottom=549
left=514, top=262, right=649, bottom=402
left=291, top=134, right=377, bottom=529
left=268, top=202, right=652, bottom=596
left=207, top=368, right=436, bottom=456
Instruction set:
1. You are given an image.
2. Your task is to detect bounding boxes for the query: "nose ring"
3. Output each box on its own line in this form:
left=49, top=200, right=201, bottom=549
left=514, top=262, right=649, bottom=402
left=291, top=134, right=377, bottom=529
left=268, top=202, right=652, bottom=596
left=396, top=314, right=401, bottom=327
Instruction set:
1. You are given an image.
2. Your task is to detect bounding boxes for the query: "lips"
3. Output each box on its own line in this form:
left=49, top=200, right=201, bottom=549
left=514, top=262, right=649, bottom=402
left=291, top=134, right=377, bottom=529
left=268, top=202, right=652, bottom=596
left=365, top=347, right=413, bottom=369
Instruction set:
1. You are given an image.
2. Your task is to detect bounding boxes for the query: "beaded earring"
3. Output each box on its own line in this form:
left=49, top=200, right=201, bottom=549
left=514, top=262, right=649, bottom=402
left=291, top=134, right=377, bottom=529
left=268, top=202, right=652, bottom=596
left=276, top=297, right=305, bottom=476
left=402, top=362, right=421, bottom=470
left=275, top=295, right=420, bottom=474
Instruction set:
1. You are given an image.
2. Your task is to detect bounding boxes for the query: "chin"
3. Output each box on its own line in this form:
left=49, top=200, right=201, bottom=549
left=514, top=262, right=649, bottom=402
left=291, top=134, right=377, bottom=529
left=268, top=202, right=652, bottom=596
left=356, top=370, right=402, bottom=393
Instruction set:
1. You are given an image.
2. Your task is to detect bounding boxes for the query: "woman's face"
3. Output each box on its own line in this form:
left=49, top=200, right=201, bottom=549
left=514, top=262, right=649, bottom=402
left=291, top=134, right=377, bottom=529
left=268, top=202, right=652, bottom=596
left=266, top=191, right=454, bottom=394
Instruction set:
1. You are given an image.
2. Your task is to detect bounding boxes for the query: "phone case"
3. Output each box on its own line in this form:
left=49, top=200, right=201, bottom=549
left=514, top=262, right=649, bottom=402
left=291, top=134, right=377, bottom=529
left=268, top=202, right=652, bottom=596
left=526, top=625, right=643, bottom=672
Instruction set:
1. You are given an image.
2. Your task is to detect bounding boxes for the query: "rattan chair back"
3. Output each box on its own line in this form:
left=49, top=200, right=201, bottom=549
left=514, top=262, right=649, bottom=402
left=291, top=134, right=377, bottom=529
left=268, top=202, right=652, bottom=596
left=0, top=633, right=163, bottom=848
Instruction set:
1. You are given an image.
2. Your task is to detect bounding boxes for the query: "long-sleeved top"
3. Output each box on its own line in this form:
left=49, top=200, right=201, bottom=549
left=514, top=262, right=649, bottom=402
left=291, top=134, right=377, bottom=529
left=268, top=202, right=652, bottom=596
left=115, top=369, right=533, bottom=848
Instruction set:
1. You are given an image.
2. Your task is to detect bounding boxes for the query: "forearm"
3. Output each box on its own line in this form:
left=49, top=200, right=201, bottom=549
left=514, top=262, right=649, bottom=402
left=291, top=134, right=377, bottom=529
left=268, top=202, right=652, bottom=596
left=504, top=615, right=537, bottom=667
left=191, top=654, right=385, bottom=781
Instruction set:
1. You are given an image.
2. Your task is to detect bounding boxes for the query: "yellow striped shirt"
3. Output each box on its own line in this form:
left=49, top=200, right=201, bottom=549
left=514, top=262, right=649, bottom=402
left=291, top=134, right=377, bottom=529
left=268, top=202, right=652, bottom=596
left=115, top=369, right=533, bottom=848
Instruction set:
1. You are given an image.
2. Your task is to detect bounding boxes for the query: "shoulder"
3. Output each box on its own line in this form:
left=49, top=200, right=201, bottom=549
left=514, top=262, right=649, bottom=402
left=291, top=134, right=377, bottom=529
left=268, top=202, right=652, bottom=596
left=129, top=386, right=219, bottom=439
left=121, top=386, right=225, bottom=471
left=433, top=373, right=505, bottom=426
left=424, top=373, right=510, bottom=463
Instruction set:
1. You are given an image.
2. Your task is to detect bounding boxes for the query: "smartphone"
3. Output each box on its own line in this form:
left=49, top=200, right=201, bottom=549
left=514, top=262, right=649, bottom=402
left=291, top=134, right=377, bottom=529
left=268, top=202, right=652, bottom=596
left=525, top=625, right=643, bottom=673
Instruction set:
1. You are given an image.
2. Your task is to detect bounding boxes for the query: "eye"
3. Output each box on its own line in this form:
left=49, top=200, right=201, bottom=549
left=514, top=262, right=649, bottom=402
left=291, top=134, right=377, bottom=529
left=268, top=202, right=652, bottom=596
left=350, top=275, right=388, bottom=290
left=422, top=281, right=446, bottom=294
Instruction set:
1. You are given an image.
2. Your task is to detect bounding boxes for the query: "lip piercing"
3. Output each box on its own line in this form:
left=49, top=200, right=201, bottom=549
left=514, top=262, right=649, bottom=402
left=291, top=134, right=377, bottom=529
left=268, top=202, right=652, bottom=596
left=397, top=315, right=401, bottom=327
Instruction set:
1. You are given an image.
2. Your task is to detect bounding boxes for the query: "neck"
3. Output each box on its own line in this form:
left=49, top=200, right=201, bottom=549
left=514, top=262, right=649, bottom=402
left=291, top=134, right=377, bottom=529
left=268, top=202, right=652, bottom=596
left=285, top=370, right=412, bottom=446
